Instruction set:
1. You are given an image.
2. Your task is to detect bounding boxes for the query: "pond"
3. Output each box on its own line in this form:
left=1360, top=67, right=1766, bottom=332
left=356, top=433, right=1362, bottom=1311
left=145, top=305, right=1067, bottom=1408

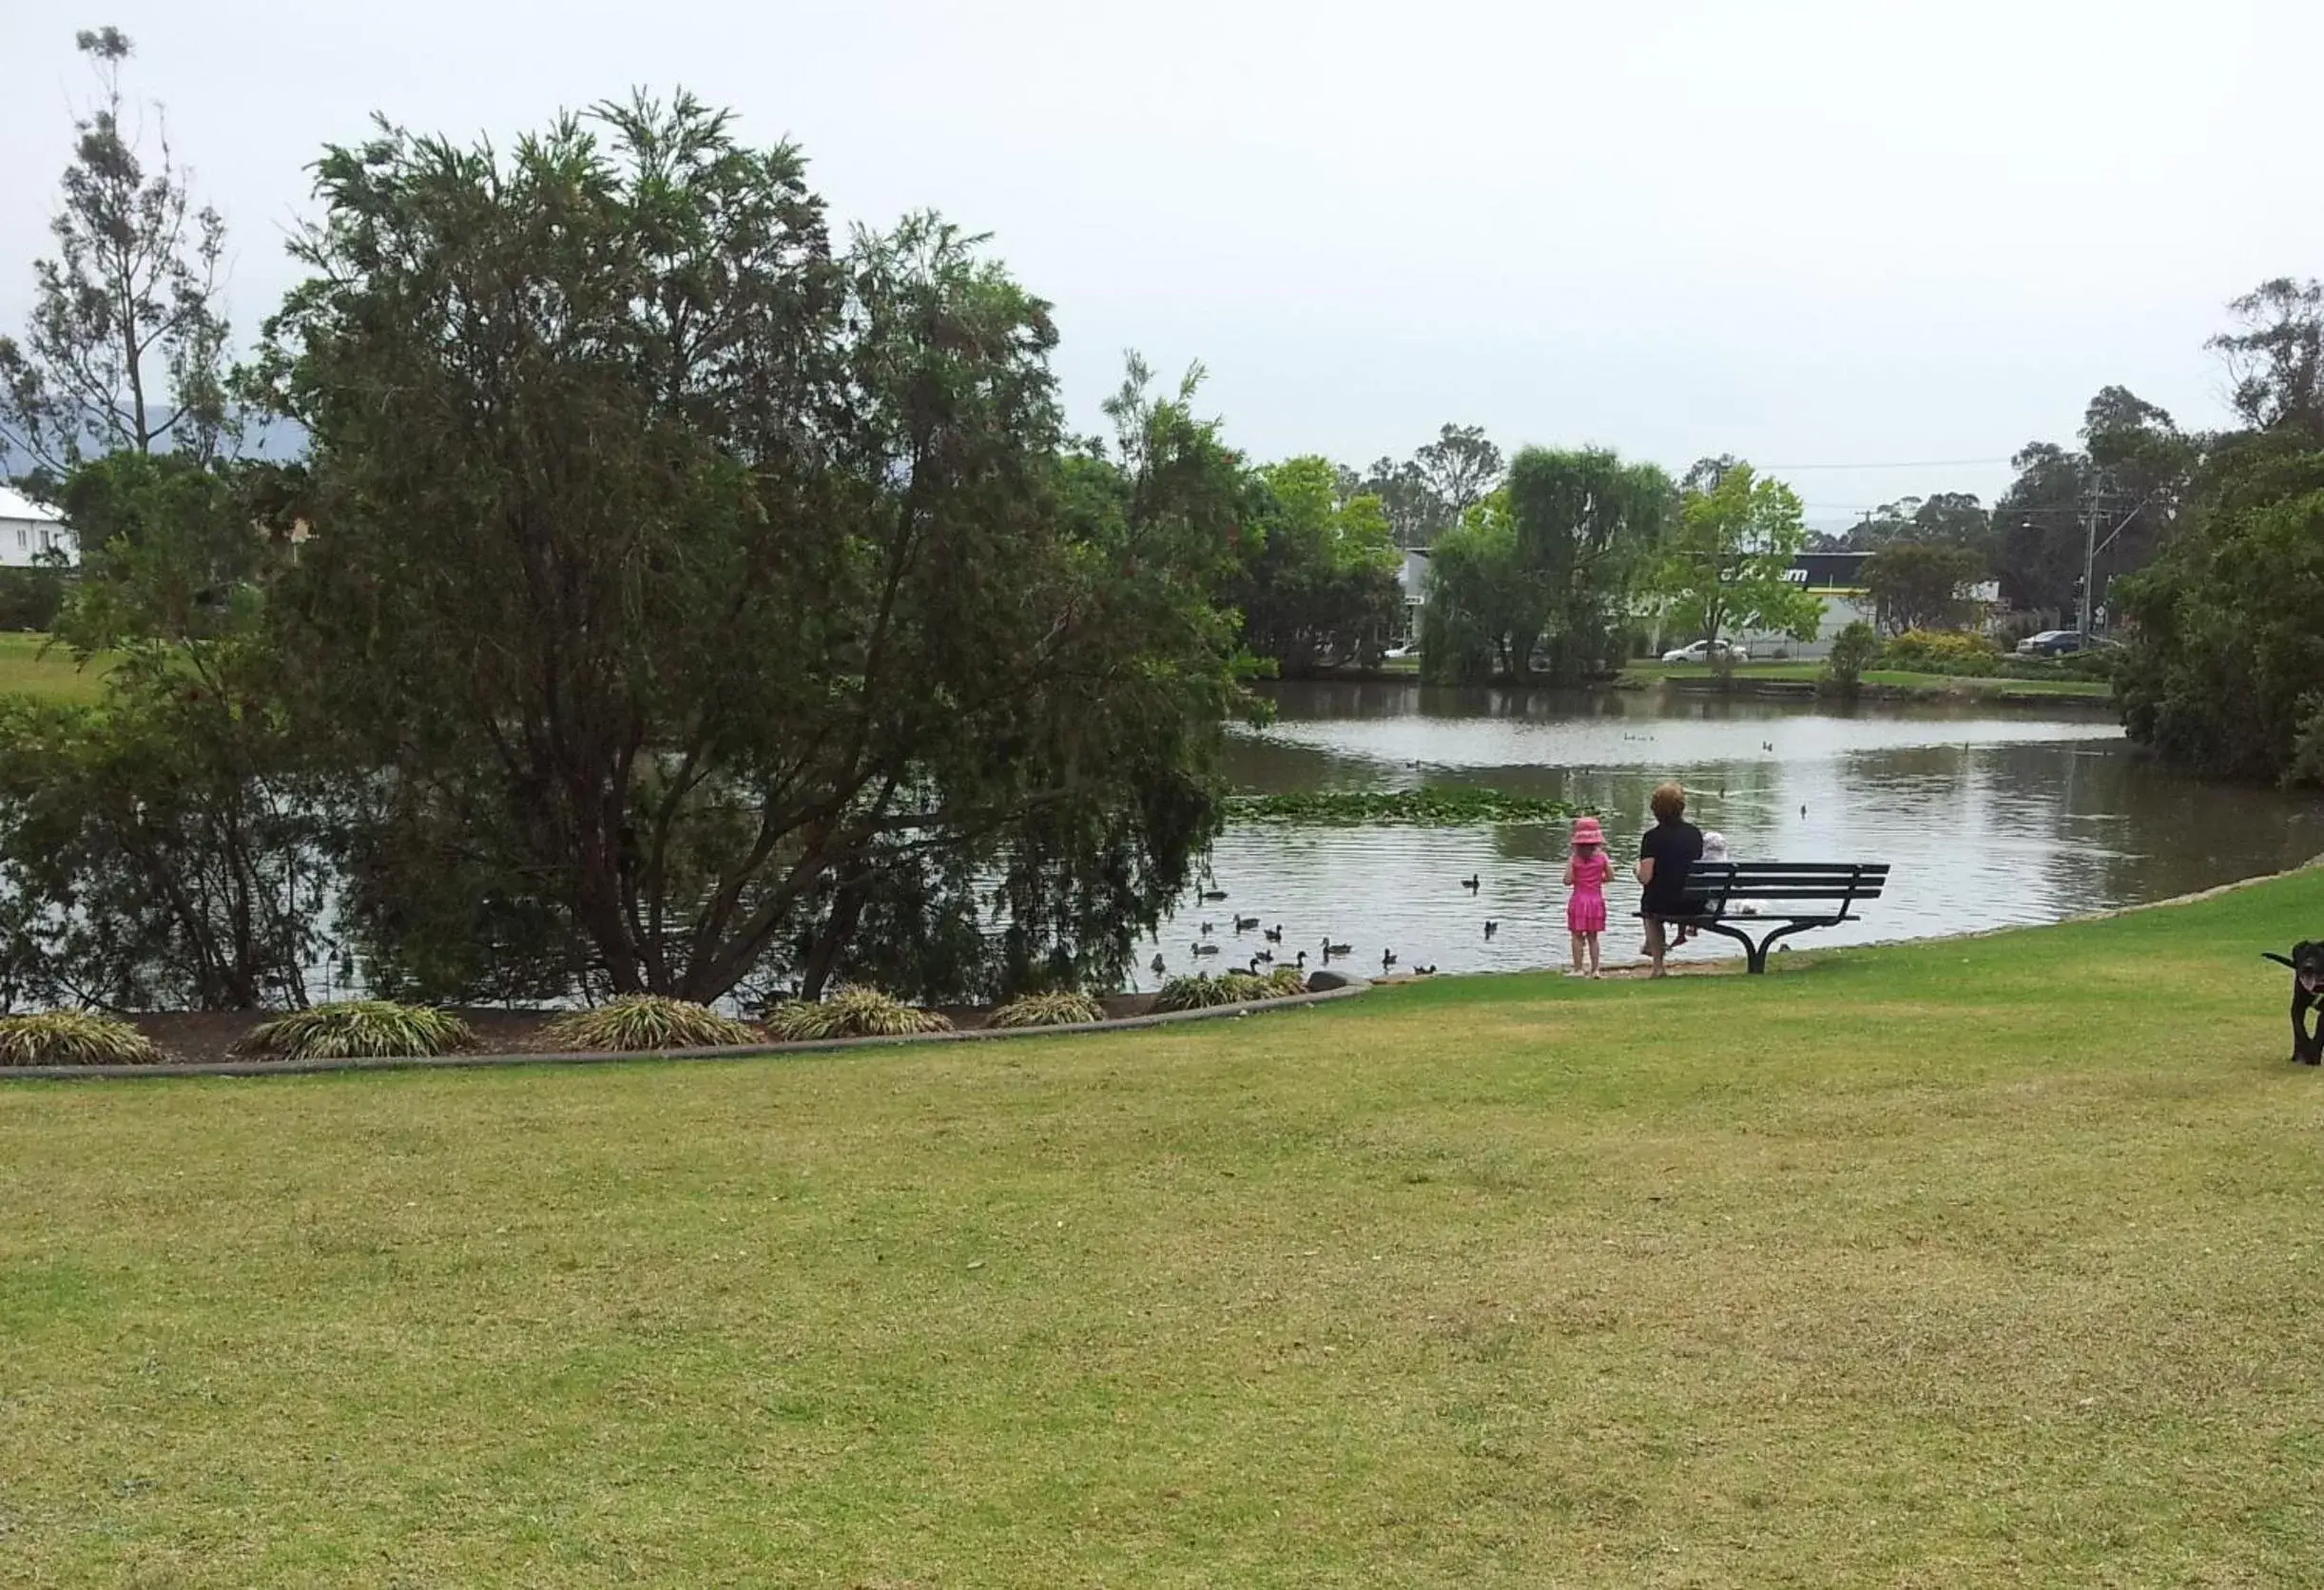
left=1144, top=682, right=2324, bottom=983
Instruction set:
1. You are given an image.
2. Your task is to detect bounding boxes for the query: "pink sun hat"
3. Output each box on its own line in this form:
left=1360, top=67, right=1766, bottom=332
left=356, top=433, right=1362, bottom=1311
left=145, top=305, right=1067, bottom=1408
left=1571, top=815, right=1607, bottom=846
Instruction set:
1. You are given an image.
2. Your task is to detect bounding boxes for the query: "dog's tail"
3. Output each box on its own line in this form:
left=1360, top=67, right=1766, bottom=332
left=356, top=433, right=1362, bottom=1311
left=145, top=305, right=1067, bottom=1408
left=2263, top=952, right=2296, bottom=968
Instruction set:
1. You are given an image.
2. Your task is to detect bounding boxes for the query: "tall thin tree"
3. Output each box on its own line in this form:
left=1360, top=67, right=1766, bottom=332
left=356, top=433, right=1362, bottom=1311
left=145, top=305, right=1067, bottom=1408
left=0, top=28, right=233, bottom=475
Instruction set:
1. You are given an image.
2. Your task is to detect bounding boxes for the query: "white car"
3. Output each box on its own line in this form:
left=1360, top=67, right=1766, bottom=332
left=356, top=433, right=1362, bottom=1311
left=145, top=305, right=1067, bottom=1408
left=1660, top=639, right=1749, bottom=665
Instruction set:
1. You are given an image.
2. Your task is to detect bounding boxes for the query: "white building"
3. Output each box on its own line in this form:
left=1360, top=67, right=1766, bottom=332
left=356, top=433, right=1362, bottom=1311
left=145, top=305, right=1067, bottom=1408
left=0, top=486, right=73, bottom=569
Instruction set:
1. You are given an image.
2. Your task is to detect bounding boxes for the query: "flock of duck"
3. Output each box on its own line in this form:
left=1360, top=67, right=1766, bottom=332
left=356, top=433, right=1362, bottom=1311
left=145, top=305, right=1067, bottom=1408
left=1151, top=872, right=1511, bottom=983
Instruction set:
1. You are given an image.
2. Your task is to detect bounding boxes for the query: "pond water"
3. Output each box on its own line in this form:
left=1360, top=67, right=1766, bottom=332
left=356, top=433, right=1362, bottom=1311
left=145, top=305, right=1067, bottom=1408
left=1143, top=682, right=2324, bottom=983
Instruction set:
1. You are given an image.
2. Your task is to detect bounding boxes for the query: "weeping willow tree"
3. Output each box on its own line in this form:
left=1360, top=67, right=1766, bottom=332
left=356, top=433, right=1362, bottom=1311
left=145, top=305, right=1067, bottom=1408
left=1419, top=447, right=1671, bottom=684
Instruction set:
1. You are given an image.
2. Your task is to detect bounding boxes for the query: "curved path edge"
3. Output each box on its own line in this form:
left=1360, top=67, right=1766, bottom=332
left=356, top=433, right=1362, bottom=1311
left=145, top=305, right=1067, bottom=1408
left=1, top=980, right=1377, bottom=1082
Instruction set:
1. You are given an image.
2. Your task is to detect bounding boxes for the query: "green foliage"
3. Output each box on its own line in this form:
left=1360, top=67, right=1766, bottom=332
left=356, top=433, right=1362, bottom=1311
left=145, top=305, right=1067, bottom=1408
left=987, top=990, right=1108, bottom=1028
left=258, top=97, right=1249, bottom=1007
left=1227, top=788, right=1585, bottom=826
left=765, top=988, right=953, bottom=1041
left=542, top=996, right=764, bottom=1053
left=1649, top=462, right=1821, bottom=650
left=0, top=566, right=67, bottom=632
left=0, top=29, right=235, bottom=472
left=1880, top=630, right=2000, bottom=669
left=1419, top=447, right=1669, bottom=684
left=1151, top=967, right=1306, bottom=1012
left=1230, top=456, right=1404, bottom=671
left=2117, top=432, right=2324, bottom=784
left=0, top=1009, right=162, bottom=1067
left=1862, top=542, right=1987, bottom=634
left=1418, top=493, right=1522, bottom=682
left=1821, top=621, right=1880, bottom=698
left=236, top=1001, right=475, bottom=1061
left=1835, top=494, right=1993, bottom=560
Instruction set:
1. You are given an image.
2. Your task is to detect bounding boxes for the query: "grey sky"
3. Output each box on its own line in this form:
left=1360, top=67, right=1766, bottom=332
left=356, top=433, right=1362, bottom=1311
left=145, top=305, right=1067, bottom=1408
left=5, top=0, right=2319, bottom=525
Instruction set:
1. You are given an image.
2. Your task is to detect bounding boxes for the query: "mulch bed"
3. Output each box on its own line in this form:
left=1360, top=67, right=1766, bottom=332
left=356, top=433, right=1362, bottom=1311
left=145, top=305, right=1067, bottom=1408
left=126, top=993, right=1167, bottom=1067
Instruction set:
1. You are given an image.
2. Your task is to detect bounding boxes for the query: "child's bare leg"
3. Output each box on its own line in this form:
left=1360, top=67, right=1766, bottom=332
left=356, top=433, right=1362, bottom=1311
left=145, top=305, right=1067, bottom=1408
left=1586, top=933, right=1602, bottom=977
left=1568, top=932, right=1584, bottom=975
left=1646, top=918, right=1668, bottom=977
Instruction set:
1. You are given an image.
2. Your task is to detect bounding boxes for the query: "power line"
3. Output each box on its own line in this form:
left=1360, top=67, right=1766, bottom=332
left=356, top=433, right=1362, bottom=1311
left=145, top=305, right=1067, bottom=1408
left=1757, top=456, right=2014, bottom=472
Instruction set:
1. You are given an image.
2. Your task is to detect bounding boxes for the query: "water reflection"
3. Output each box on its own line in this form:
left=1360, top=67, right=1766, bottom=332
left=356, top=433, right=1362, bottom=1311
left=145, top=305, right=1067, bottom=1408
left=1137, top=683, right=2323, bottom=984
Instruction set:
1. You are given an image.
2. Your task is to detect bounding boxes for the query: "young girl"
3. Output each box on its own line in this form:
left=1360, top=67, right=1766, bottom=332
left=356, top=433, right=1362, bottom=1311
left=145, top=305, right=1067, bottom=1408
left=1564, top=815, right=1614, bottom=979
left=1672, top=830, right=1728, bottom=947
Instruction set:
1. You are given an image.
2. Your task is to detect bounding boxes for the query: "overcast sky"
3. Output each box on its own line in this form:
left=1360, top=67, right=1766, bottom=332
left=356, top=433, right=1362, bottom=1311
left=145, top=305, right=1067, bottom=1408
left=5, top=0, right=2320, bottom=524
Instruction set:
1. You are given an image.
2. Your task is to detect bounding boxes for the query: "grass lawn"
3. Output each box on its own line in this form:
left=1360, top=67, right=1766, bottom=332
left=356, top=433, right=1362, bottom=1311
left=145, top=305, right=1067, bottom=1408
left=1622, top=659, right=2114, bottom=699
left=0, top=630, right=107, bottom=705
left=7, top=875, right=2324, bottom=1585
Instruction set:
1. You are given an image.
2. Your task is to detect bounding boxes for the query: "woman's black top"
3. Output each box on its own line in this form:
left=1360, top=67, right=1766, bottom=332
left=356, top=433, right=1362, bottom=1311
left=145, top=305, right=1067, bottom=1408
left=1638, top=818, right=1705, bottom=918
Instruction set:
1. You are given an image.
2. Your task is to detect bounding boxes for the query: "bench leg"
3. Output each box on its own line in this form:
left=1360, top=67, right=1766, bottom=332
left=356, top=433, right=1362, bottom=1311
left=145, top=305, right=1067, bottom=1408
left=1694, top=921, right=1771, bottom=973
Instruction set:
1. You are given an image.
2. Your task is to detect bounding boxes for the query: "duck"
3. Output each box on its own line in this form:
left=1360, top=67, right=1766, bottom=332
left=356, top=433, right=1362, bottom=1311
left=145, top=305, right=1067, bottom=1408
left=1482, top=920, right=1499, bottom=940
left=1232, top=914, right=1260, bottom=933
left=1251, top=945, right=1274, bottom=963
left=1191, top=941, right=1220, bottom=956
left=1263, top=924, right=1284, bottom=943
left=1198, top=921, right=1215, bottom=936
left=1461, top=873, right=1481, bottom=892
left=1199, top=887, right=1229, bottom=902
left=1414, top=963, right=1438, bottom=976
left=1294, top=949, right=1308, bottom=968
left=1381, top=949, right=1399, bottom=971
left=1324, top=939, right=1353, bottom=959
left=1150, top=954, right=1167, bottom=975
left=1248, top=955, right=1269, bottom=975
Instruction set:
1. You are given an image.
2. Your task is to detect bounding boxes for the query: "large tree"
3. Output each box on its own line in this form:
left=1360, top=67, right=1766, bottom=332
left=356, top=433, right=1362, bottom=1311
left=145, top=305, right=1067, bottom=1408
left=0, top=28, right=233, bottom=475
left=1649, top=462, right=1822, bottom=651
left=1505, top=446, right=1669, bottom=683
left=1357, top=422, right=1505, bottom=548
left=1231, top=456, right=1402, bottom=673
left=1862, top=541, right=1986, bottom=634
left=1418, top=447, right=1668, bottom=684
left=2117, top=279, right=2324, bottom=785
left=260, top=95, right=1249, bottom=1004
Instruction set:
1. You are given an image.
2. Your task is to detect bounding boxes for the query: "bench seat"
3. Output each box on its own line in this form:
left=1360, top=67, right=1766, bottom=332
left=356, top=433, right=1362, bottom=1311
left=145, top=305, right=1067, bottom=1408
left=1637, top=861, right=1889, bottom=973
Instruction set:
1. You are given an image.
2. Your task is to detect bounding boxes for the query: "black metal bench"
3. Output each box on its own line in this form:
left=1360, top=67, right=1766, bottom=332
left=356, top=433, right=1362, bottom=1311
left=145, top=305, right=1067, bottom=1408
left=1642, top=861, right=1890, bottom=973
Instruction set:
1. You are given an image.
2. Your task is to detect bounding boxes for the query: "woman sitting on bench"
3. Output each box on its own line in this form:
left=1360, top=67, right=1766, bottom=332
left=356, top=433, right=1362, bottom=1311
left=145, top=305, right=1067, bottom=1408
left=1635, top=782, right=1704, bottom=979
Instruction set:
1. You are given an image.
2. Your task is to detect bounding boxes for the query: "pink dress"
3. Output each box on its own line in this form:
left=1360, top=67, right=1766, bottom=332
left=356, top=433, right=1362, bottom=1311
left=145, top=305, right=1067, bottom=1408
left=1566, top=850, right=1613, bottom=934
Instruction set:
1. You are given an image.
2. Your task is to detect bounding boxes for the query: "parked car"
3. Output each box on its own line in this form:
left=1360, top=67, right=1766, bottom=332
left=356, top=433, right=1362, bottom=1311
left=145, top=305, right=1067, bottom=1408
left=1382, top=642, right=1419, bottom=661
left=2015, top=630, right=2086, bottom=657
left=1660, top=638, right=1750, bottom=665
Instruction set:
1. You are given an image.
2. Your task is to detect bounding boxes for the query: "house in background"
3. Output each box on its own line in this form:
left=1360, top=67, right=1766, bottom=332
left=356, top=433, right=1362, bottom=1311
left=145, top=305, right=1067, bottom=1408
left=1395, top=548, right=1430, bottom=645
left=0, top=486, right=74, bottom=568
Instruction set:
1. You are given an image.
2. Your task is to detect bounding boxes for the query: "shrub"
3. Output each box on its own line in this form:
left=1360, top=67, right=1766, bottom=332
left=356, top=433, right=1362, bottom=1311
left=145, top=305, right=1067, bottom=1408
left=1152, top=967, right=1307, bottom=1013
left=988, top=990, right=1107, bottom=1029
left=543, top=995, right=763, bottom=1052
left=1822, top=620, right=1880, bottom=698
left=765, top=987, right=952, bottom=1041
left=0, top=1010, right=164, bottom=1066
left=237, top=1000, right=475, bottom=1060
left=1880, top=629, right=2001, bottom=671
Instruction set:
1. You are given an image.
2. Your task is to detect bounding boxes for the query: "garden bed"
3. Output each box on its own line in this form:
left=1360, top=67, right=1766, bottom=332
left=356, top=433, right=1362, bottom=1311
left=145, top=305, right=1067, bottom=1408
left=11, top=981, right=1368, bottom=1077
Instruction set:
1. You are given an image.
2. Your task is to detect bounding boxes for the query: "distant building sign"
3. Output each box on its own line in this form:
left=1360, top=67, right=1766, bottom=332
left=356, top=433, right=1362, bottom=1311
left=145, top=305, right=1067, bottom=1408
left=1787, top=551, right=1871, bottom=589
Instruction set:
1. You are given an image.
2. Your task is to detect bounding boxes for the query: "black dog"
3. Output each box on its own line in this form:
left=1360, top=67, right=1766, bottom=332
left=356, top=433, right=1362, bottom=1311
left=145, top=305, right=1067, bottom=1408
left=2262, top=941, right=2324, bottom=1064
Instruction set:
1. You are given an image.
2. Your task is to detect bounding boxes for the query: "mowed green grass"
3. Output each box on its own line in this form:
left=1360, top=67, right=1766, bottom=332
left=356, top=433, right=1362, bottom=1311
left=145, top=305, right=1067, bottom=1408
left=1624, top=659, right=2114, bottom=698
left=0, top=630, right=107, bottom=705
left=7, top=876, right=2324, bottom=1585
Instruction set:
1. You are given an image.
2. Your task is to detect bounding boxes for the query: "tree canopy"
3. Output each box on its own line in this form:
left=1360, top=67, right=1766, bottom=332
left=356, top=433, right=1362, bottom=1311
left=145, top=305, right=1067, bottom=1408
left=242, top=95, right=1254, bottom=1005
left=1649, top=463, right=1821, bottom=650
left=1418, top=447, right=1668, bottom=684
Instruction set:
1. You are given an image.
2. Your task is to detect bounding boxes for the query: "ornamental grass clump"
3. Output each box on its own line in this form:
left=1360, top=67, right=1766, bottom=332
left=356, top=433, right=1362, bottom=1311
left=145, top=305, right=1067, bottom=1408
left=236, top=1001, right=475, bottom=1061
left=1152, top=968, right=1309, bottom=1013
left=541, top=996, right=763, bottom=1053
left=765, top=987, right=953, bottom=1041
left=0, top=1010, right=164, bottom=1067
left=987, top=991, right=1107, bottom=1029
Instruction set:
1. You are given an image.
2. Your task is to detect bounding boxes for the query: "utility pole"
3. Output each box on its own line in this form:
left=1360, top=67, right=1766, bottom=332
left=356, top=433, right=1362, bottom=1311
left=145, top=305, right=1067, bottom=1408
left=2079, top=490, right=2101, bottom=647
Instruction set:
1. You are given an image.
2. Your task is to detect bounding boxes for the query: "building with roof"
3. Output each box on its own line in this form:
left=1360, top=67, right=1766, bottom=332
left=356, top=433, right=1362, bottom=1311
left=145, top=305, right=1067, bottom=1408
left=0, top=487, right=73, bottom=569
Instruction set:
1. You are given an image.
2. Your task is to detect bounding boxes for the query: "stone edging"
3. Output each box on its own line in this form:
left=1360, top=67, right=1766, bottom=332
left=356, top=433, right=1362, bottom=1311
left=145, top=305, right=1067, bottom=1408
left=0, top=980, right=1376, bottom=1082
